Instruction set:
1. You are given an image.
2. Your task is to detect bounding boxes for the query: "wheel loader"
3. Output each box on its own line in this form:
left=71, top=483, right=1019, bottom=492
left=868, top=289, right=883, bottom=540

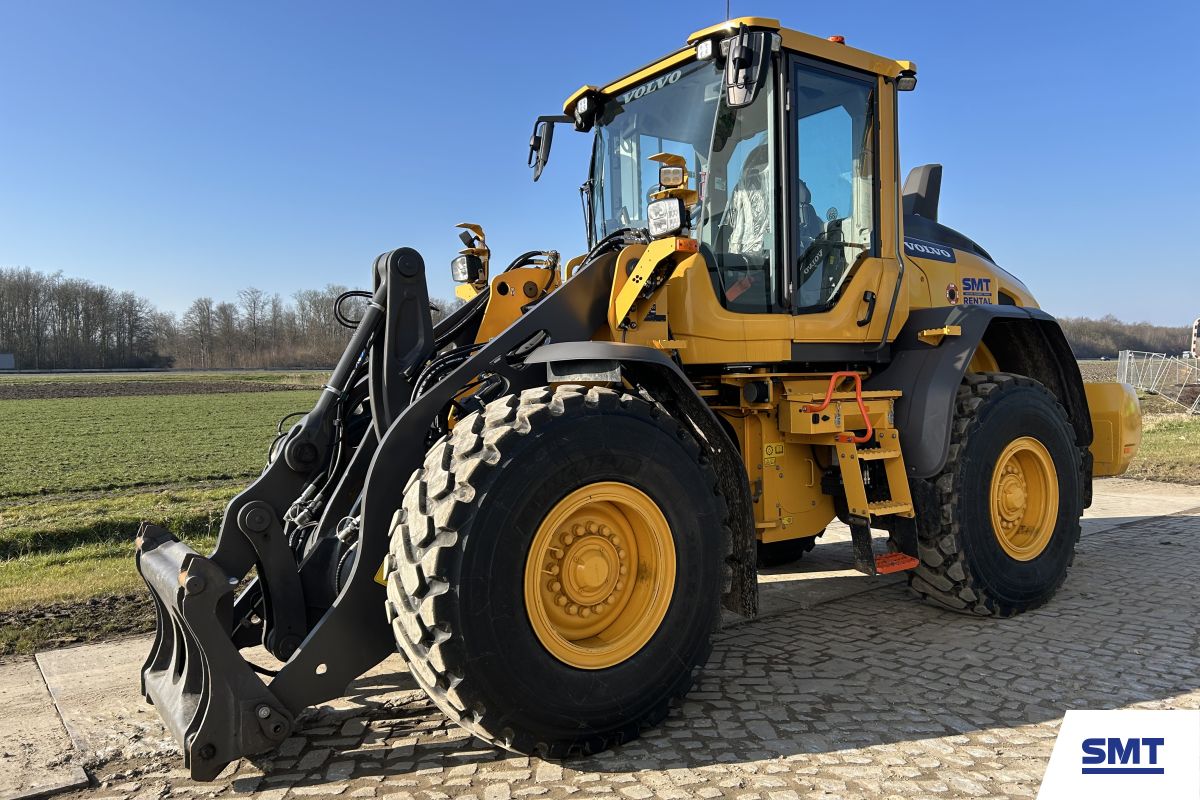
left=136, top=17, right=1142, bottom=780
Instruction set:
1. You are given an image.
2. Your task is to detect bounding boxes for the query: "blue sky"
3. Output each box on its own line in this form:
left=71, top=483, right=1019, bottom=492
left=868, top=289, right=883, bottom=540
left=1, top=1, right=1195, bottom=325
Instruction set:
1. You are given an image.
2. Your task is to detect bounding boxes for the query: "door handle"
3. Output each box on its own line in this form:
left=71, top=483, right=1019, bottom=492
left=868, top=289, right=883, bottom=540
left=856, top=291, right=877, bottom=327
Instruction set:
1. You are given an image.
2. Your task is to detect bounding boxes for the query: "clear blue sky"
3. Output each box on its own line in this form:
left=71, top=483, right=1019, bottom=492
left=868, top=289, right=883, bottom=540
left=1, top=1, right=1196, bottom=325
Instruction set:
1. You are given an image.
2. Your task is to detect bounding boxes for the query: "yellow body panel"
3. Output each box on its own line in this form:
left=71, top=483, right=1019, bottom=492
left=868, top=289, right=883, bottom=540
left=722, top=409, right=834, bottom=540
left=905, top=247, right=1039, bottom=311
left=475, top=266, right=561, bottom=342
left=1085, top=382, right=1142, bottom=476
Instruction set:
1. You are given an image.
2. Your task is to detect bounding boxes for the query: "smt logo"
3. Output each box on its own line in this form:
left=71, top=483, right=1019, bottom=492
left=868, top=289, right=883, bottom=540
left=903, top=237, right=955, bottom=263
left=961, top=276, right=993, bottom=305
left=1036, top=710, right=1199, bottom=800
left=618, top=70, right=682, bottom=104
left=1081, top=737, right=1165, bottom=774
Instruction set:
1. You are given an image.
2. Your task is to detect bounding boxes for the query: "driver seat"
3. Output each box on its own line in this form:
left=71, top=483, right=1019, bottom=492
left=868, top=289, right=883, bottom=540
left=795, top=179, right=822, bottom=248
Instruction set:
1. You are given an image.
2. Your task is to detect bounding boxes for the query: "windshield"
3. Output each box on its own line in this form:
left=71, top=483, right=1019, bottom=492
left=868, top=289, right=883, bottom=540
left=588, top=58, right=779, bottom=312
left=588, top=60, right=720, bottom=241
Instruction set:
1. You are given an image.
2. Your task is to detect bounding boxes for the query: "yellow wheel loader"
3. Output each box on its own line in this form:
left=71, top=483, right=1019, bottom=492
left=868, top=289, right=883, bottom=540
left=136, top=18, right=1142, bottom=780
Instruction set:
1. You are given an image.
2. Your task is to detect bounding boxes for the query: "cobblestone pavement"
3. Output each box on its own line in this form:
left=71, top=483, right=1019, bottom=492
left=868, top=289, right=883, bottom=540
left=72, top=508, right=1200, bottom=800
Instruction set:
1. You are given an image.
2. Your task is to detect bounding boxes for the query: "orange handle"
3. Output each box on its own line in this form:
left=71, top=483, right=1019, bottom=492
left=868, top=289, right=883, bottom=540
left=801, top=371, right=874, bottom=445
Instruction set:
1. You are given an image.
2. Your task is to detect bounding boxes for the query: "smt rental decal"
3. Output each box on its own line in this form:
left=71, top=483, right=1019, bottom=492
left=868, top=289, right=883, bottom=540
left=962, top=276, right=993, bottom=305
left=904, top=237, right=955, bottom=263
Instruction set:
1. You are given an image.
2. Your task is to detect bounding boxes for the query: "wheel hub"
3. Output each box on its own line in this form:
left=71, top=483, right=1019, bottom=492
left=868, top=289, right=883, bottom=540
left=525, top=483, right=675, bottom=670
left=989, top=437, right=1058, bottom=561
left=549, top=523, right=629, bottom=615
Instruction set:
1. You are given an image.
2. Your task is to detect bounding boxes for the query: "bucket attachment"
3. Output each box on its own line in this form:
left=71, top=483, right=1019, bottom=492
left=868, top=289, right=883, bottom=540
left=137, top=523, right=293, bottom=780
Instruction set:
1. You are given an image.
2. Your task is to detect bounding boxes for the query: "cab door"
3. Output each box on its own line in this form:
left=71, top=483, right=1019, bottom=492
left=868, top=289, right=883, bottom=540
left=784, top=55, right=906, bottom=349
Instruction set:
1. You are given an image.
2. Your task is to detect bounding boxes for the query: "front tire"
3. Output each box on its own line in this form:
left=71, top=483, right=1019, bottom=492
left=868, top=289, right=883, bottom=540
left=384, top=385, right=728, bottom=756
left=909, top=372, right=1083, bottom=617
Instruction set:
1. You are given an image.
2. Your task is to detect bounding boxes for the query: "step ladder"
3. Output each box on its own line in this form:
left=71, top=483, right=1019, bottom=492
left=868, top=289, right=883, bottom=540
left=801, top=372, right=920, bottom=577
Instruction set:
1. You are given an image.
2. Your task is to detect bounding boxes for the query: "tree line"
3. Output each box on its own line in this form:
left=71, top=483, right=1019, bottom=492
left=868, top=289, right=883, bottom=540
left=1057, top=315, right=1191, bottom=359
left=0, top=267, right=454, bottom=370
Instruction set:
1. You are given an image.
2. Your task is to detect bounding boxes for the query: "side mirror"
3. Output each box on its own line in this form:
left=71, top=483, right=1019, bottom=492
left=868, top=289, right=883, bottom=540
left=724, top=27, right=771, bottom=108
left=528, top=115, right=570, bottom=182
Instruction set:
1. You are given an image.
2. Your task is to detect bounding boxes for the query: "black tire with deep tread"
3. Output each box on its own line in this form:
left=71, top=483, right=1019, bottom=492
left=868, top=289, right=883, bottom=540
left=383, top=385, right=731, bottom=757
left=908, top=372, right=1083, bottom=617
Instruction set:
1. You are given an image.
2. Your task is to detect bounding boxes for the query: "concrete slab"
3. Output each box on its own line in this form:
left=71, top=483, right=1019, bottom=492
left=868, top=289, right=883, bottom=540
left=1084, top=478, right=1200, bottom=535
left=0, top=658, right=87, bottom=800
left=34, top=637, right=419, bottom=765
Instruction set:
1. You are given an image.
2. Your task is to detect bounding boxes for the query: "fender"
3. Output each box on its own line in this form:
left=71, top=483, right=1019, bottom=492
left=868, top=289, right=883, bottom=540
left=525, top=340, right=759, bottom=619
left=866, top=305, right=1092, bottom=480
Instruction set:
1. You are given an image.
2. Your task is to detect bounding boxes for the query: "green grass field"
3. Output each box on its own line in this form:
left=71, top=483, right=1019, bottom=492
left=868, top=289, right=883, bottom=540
left=0, top=391, right=318, bottom=499
left=0, top=382, right=318, bottom=650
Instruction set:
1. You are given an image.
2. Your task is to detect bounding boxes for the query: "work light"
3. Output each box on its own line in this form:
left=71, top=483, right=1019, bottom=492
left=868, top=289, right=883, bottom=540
left=659, top=165, right=685, bottom=188
left=451, top=254, right=481, bottom=283
left=647, top=198, right=685, bottom=238
left=897, top=69, right=917, bottom=91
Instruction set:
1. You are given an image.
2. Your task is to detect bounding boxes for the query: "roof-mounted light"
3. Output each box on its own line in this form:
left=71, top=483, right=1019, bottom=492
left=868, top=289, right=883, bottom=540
left=896, top=69, right=917, bottom=91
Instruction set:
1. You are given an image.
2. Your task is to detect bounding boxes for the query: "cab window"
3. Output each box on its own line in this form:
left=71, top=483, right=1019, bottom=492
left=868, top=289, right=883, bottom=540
left=790, top=62, right=876, bottom=311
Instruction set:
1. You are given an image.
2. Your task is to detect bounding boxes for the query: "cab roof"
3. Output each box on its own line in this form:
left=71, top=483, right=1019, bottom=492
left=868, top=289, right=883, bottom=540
left=564, top=17, right=915, bottom=115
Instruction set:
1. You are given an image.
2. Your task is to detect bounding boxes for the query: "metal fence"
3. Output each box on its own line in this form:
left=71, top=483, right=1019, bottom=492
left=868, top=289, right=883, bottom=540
left=1118, top=350, right=1200, bottom=414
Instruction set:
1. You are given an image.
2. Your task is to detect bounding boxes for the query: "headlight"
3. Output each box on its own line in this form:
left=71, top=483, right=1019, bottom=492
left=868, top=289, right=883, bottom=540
left=451, top=254, right=481, bottom=283
left=647, top=198, right=685, bottom=238
left=648, top=199, right=686, bottom=239
left=659, top=165, right=685, bottom=188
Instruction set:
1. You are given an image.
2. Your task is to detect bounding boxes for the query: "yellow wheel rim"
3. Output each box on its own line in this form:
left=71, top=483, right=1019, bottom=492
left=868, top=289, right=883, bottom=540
left=989, top=436, right=1058, bottom=561
left=968, top=342, right=999, bottom=373
left=524, top=482, right=676, bottom=670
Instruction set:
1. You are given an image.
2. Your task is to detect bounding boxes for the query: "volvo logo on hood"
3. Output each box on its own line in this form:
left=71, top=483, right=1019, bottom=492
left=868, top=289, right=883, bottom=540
left=904, top=237, right=956, bottom=263
left=619, top=70, right=683, bottom=104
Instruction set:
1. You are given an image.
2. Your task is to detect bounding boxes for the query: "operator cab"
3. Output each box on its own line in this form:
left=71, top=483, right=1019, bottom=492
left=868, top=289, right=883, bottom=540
left=531, top=19, right=910, bottom=325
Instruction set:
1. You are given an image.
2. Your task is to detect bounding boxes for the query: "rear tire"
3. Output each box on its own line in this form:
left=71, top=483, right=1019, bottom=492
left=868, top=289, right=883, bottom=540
left=908, top=372, right=1082, bottom=617
left=384, top=385, right=728, bottom=756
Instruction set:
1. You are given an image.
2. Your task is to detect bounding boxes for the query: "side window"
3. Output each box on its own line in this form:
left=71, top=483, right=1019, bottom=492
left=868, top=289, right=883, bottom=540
left=791, top=63, right=876, bottom=310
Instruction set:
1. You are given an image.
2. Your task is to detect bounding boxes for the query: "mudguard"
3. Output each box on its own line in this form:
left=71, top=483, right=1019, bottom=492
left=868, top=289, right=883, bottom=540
left=525, top=341, right=759, bottom=618
left=866, top=305, right=1092, bottom=480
